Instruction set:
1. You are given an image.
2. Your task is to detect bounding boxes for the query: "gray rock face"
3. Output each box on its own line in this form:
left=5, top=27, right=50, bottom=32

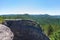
left=0, top=24, right=14, bottom=40
left=3, top=20, right=50, bottom=40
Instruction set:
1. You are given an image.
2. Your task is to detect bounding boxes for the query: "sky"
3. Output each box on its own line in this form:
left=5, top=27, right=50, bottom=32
left=0, top=0, right=60, bottom=15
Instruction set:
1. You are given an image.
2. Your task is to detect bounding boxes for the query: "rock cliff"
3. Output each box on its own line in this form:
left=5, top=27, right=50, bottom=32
left=3, top=20, right=50, bottom=40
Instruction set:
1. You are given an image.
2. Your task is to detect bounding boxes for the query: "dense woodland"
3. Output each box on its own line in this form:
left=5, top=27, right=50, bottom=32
left=0, top=14, right=60, bottom=40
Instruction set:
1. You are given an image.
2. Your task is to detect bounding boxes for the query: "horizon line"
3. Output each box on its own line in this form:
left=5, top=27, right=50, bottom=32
left=0, top=14, right=60, bottom=16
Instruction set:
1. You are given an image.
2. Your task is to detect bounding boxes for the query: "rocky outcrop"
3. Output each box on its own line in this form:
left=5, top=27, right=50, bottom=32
left=0, top=24, right=14, bottom=40
left=3, top=20, right=50, bottom=40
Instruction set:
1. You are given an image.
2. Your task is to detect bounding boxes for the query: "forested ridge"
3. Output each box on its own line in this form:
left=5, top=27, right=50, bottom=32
left=0, top=14, right=60, bottom=40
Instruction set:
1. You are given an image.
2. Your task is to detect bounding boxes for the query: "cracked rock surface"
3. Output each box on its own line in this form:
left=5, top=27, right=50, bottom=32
left=0, top=24, right=14, bottom=40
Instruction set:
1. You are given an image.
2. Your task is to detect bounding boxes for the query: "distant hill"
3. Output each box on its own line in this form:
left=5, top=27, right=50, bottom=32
left=1, top=14, right=60, bottom=18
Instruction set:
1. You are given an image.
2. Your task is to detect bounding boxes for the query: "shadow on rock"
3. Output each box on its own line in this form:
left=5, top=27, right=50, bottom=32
left=3, top=20, right=50, bottom=40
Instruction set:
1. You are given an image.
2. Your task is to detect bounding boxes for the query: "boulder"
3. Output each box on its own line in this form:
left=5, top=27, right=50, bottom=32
left=3, top=20, right=50, bottom=40
left=0, top=24, right=14, bottom=40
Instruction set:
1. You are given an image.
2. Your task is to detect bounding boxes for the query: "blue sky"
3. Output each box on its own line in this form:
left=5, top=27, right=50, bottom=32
left=0, top=0, right=60, bottom=15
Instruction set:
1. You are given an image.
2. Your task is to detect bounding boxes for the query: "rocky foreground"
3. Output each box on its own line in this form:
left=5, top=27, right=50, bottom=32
left=1, top=20, right=50, bottom=40
left=0, top=24, right=14, bottom=40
